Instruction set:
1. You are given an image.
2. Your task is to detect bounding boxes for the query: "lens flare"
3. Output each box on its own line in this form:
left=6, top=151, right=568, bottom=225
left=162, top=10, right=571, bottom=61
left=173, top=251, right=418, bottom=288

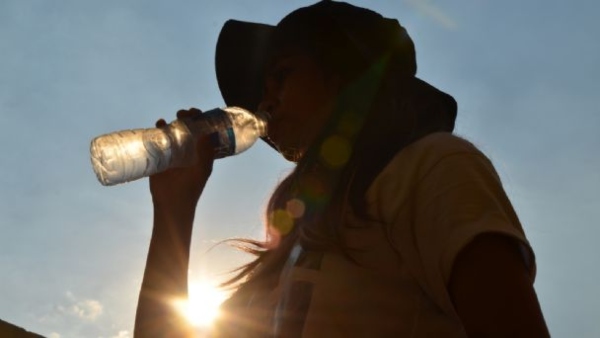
left=286, top=198, right=306, bottom=218
left=270, top=209, right=294, bottom=235
left=320, top=135, right=352, bottom=168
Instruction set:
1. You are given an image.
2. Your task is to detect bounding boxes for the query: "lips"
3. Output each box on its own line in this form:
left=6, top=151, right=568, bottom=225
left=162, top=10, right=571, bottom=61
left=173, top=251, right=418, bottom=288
left=266, top=118, right=282, bottom=140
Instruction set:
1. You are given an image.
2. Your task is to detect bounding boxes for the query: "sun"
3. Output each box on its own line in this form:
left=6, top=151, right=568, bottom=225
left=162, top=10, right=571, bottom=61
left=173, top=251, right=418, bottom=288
left=174, top=280, right=229, bottom=328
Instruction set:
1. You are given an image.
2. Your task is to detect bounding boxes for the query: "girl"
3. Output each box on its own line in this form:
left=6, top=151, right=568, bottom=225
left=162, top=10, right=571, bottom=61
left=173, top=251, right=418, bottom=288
left=134, top=1, right=549, bottom=336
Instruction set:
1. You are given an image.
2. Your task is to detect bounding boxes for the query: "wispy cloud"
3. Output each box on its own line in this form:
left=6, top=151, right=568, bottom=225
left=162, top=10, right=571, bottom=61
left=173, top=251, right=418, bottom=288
left=404, top=0, right=458, bottom=29
left=111, top=330, right=131, bottom=338
left=58, top=291, right=104, bottom=321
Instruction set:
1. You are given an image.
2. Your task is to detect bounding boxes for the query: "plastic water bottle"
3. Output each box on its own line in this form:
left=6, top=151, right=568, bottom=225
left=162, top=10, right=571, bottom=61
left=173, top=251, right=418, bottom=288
left=90, top=107, right=268, bottom=186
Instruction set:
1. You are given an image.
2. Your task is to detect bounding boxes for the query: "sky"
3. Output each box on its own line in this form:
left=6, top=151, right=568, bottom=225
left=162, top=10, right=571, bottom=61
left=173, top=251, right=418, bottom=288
left=0, top=0, right=598, bottom=337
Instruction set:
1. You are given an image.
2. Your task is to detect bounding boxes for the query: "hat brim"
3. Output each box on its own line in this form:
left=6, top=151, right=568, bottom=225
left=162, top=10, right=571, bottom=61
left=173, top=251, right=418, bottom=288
left=215, top=19, right=457, bottom=152
left=215, top=20, right=278, bottom=149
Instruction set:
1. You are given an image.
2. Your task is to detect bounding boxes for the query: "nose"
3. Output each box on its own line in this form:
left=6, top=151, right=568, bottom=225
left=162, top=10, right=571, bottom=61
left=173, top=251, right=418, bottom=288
left=257, top=91, right=279, bottom=118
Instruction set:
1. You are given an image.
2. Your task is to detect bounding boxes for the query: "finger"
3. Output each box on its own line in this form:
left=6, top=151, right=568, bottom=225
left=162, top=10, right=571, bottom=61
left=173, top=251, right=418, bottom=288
left=176, top=109, right=190, bottom=119
left=189, top=107, right=203, bottom=115
left=155, top=118, right=167, bottom=127
left=177, top=107, right=203, bottom=119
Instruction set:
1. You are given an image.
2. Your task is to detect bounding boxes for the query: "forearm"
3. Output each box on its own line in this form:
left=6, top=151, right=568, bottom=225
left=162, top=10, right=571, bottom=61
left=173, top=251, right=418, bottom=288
left=134, top=203, right=197, bottom=337
left=144, top=203, right=195, bottom=294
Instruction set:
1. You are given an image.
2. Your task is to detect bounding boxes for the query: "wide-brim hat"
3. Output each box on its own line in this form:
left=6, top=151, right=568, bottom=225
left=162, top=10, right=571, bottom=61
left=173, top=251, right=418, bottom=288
left=216, top=1, right=417, bottom=113
left=215, top=19, right=274, bottom=116
left=215, top=1, right=457, bottom=149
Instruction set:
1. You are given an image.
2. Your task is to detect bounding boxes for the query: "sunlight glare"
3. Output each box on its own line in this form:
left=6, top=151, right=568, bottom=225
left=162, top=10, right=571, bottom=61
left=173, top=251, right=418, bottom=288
left=174, top=280, right=229, bottom=328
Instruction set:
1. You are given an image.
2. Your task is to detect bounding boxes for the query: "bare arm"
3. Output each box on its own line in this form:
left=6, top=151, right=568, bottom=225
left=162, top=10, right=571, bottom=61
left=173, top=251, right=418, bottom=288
left=449, top=234, right=550, bottom=337
left=134, top=109, right=215, bottom=337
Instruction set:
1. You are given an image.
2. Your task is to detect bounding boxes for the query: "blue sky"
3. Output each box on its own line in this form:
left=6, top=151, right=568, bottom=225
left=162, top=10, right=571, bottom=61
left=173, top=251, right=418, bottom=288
left=1, top=0, right=598, bottom=337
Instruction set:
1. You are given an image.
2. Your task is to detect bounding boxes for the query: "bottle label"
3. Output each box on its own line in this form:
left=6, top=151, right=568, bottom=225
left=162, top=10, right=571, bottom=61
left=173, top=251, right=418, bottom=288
left=186, top=108, right=236, bottom=158
left=208, top=128, right=235, bottom=158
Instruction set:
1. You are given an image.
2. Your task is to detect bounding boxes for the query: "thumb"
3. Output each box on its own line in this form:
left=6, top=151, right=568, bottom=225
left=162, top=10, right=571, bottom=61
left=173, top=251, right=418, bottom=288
left=195, top=134, right=216, bottom=170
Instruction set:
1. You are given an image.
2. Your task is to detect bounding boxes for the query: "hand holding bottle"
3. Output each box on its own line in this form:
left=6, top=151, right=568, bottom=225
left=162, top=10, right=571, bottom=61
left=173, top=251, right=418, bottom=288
left=149, top=108, right=215, bottom=211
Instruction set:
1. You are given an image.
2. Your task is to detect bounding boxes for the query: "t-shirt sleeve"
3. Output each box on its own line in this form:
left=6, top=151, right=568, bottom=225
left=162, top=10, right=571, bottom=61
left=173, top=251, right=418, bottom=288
left=369, top=133, right=536, bottom=318
left=412, top=151, right=536, bottom=286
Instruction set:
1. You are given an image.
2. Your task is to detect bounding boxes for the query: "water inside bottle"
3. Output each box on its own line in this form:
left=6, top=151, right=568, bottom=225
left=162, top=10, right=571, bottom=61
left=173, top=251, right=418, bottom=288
left=91, top=128, right=172, bottom=186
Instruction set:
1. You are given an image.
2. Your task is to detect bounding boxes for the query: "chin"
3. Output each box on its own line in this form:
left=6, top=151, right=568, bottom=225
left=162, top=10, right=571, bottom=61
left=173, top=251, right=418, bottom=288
left=268, top=134, right=307, bottom=163
left=279, top=146, right=304, bottom=163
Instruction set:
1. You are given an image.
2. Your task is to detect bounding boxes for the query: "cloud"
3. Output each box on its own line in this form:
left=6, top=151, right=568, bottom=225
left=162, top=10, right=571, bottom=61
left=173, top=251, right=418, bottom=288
left=111, top=330, right=131, bottom=338
left=48, top=333, right=61, bottom=338
left=404, top=0, right=458, bottom=29
left=58, top=291, right=104, bottom=321
left=71, top=299, right=103, bottom=321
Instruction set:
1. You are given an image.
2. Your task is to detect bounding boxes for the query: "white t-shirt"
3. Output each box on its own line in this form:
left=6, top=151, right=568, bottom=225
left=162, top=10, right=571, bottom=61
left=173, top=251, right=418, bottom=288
left=217, top=132, right=535, bottom=337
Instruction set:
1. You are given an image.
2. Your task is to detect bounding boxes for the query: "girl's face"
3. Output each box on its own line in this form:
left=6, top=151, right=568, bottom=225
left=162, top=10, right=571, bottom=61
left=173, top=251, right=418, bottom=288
left=258, top=48, right=340, bottom=162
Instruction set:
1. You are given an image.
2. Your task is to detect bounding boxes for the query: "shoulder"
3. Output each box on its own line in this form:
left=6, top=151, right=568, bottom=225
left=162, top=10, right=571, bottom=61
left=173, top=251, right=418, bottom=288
left=365, top=132, right=503, bottom=219
left=393, top=132, right=488, bottom=170
left=369, top=132, right=492, bottom=191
